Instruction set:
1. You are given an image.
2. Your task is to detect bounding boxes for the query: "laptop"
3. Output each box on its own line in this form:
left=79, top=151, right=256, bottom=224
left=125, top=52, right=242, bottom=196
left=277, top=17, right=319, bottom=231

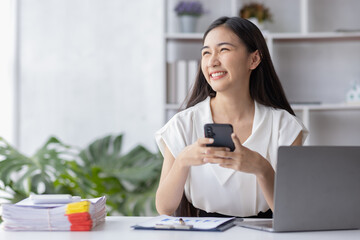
left=238, top=146, right=360, bottom=232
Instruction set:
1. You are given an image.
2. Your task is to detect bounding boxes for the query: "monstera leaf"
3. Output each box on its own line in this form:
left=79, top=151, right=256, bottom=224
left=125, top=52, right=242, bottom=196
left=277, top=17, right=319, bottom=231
left=75, top=135, right=163, bottom=215
left=0, top=136, right=79, bottom=202
left=0, top=134, right=162, bottom=216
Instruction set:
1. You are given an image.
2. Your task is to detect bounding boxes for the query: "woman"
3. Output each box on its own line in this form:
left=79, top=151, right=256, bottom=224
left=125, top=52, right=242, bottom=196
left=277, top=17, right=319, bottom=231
left=155, top=17, right=308, bottom=218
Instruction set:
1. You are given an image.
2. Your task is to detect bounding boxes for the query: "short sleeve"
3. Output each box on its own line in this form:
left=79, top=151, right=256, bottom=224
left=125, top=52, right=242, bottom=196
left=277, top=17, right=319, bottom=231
left=154, top=98, right=211, bottom=159
left=278, top=111, right=308, bottom=146
left=154, top=114, right=188, bottom=159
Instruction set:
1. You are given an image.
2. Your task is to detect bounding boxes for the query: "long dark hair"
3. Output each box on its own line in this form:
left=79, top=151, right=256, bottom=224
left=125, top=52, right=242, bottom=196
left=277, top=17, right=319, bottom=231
left=186, top=16, right=294, bottom=116
left=175, top=16, right=294, bottom=217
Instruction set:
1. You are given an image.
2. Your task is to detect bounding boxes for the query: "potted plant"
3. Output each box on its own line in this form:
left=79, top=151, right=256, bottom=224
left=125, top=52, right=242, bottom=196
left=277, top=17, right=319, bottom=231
left=174, top=1, right=205, bottom=33
left=239, top=2, right=272, bottom=30
left=0, top=134, right=163, bottom=217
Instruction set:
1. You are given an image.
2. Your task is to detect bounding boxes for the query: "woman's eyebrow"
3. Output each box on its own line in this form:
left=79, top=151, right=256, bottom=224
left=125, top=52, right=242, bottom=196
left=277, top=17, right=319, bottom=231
left=201, top=42, right=236, bottom=51
left=201, top=46, right=209, bottom=51
left=218, top=42, right=236, bottom=47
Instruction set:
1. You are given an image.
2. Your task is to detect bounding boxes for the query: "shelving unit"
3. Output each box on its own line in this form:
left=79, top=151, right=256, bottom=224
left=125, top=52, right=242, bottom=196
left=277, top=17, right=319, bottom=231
left=163, top=0, right=360, bottom=145
left=166, top=31, right=360, bottom=59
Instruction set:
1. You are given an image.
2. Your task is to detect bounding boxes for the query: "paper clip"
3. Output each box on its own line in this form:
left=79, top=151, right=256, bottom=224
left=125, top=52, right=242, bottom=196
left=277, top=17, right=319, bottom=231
left=155, top=218, right=193, bottom=230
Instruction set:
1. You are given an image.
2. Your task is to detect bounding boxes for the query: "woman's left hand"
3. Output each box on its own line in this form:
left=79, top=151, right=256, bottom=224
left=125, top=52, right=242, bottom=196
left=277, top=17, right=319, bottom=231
left=203, top=133, right=266, bottom=176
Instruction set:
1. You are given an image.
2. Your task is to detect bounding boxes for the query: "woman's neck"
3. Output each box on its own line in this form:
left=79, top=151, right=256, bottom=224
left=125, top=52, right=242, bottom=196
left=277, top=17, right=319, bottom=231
left=210, top=92, right=254, bottom=124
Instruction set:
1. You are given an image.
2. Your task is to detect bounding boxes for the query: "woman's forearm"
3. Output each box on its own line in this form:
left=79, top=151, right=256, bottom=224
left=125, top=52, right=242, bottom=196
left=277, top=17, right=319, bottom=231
left=155, top=159, right=190, bottom=215
left=256, top=154, right=275, bottom=211
left=255, top=130, right=303, bottom=212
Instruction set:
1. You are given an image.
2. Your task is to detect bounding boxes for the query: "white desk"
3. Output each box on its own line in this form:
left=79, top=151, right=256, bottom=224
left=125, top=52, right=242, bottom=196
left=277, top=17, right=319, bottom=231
left=1, top=216, right=360, bottom=240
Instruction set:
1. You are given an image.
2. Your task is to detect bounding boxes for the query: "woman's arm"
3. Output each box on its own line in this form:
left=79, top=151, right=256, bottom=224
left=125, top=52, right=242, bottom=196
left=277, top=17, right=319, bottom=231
left=257, top=131, right=303, bottom=210
left=291, top=131, right=303, bottom=146
left=156, top=138, right=223, bottom=215
left=155, top=145, right=190, bottom=215
left=247, top=131, right=303, bottom=210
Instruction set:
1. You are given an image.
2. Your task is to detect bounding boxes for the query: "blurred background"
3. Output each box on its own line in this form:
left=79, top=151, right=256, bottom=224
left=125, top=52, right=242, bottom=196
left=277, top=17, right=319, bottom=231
left=1, top=0, right=360, bottom=216
left=0, top=0, right=164, bottom=155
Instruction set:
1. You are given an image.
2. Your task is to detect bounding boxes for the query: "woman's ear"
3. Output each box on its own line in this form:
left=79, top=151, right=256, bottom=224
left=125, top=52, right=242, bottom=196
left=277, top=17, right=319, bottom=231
left=249, top=50, right=261, bottom=70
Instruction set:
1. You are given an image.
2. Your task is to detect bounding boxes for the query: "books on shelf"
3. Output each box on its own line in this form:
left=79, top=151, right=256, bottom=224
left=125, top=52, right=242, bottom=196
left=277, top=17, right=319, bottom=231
left=167, top=60, right=199, bottom=105
left=166, top=61, right=177, bottom=104
left=176, top=60, right=187, bottom=105
left=187, top=60, right=199, bottom=93
left=1, top=195, right=106, bottom=231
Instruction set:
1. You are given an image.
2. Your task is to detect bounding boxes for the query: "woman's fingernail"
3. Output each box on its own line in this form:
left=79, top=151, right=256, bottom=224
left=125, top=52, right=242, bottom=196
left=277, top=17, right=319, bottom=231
left=203, top=158, right=209, bottom=162
left=208, top=138, right=214, bottom=143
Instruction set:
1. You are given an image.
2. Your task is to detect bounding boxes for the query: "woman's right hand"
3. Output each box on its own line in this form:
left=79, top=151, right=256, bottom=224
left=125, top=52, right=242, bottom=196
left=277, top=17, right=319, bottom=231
left=176, top=138, right=229, bottom=168
left=156, top=138, right=229, bottom=215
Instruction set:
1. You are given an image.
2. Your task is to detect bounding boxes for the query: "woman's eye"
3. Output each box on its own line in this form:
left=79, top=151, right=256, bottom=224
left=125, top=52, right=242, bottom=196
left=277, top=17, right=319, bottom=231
left=220, top=48, right=229, bottom=52
left=202, top=51, right=210, bottom=56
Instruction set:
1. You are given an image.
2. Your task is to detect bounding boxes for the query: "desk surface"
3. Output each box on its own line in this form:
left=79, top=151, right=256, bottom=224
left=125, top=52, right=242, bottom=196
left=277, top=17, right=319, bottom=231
left=1, top=216, right=360, bottom=240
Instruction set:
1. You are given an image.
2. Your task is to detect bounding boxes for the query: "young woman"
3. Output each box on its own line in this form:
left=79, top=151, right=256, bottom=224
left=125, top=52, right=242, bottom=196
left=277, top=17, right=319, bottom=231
left=155, top=17, right=308, bottom=218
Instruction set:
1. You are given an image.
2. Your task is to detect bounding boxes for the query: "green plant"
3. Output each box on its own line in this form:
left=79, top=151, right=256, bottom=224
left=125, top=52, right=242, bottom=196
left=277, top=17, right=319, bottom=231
left=0, top=134, right=162, bottom=217
left=0, top=136, right=78, bottom=203
left=239, top=2, right=272, bottom=23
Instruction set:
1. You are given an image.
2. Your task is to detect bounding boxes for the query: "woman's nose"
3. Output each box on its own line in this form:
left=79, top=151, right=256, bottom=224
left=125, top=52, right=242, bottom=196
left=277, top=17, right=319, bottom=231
left=207, top=53, right=220, bottom=67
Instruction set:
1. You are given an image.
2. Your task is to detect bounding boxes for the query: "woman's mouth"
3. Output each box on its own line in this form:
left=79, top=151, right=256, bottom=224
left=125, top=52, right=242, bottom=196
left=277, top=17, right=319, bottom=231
left=210, top=71, right=227, bottom=80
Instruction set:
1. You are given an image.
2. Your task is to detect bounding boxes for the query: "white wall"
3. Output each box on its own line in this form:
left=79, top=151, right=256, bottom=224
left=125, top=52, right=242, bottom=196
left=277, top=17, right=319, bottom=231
left=0, top=0, right=17, bottom=146
left=17, top=0, right=164, bottom=154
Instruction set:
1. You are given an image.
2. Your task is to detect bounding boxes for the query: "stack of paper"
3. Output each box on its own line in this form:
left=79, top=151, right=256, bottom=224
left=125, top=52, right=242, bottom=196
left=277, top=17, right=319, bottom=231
left=1, top=196, right=106, bottom=231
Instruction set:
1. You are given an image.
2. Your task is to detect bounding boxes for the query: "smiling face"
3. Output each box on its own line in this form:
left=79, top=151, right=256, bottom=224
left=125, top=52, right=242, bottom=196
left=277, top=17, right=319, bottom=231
left=201, top=25, right=260, bottom=96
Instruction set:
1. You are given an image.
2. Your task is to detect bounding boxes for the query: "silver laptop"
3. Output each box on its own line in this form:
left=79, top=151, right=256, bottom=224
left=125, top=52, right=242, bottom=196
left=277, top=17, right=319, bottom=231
left=238, top=146, right=360, bottom=232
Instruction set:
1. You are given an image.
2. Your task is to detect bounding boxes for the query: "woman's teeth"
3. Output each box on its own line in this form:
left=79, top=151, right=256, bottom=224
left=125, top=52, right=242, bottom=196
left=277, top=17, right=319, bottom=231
left=211, top=72, right=226, bottom=77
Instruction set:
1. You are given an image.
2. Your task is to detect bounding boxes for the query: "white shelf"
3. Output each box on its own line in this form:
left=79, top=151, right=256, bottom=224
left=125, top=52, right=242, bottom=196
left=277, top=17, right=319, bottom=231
left=292, top=103, right=360, bottom=111
left=166, top=33, right=203, bottom=40
left=166, top=32, right=360, bottom=41
left=166, top=103, right=360, bottom=112
left=269, top=32, right=360, bottom=41
left=164, top=0, right=360, bottom=145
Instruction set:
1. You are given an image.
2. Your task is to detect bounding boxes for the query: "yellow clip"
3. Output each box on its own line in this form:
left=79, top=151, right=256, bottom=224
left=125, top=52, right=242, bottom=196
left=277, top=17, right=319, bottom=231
left=66, top=200, right=90, bottom=214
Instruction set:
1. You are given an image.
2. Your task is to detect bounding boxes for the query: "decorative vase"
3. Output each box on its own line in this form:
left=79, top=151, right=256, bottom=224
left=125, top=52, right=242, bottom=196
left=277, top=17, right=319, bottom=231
left=179, top=15, right=198, bottom=33
left=247, top=17, right=264, bottom=31
left=346, top=82, right=360, bottom=103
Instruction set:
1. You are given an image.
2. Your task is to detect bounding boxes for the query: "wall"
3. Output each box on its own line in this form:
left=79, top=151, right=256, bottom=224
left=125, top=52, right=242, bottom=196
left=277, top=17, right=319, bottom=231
left=0, top=0, right=16, bottom=145
left=17, top=0, right=164, bottom=154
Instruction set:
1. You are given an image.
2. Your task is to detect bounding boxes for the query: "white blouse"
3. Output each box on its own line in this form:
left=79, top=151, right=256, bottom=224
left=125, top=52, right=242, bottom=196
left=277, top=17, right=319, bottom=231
left=155, top=97, right=308, bottom=217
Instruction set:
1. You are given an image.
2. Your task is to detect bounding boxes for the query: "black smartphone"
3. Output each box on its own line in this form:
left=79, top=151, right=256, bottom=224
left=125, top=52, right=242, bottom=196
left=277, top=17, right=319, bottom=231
left=204, top=123, right=235, bottom=152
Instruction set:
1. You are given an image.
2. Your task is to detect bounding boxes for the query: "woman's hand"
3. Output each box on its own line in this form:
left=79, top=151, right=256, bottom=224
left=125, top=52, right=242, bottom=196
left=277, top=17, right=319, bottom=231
left=203, top=133, right=269, bottom=177
left=177, top=138, right=230, bottom=168
left=156, top=138, right=231, bottom=215
left=203, top=133, right=275, bottom=210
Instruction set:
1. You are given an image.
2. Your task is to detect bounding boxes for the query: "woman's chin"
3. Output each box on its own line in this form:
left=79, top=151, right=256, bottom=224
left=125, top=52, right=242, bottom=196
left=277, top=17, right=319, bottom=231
left=210, top=84, right=230, bottom=93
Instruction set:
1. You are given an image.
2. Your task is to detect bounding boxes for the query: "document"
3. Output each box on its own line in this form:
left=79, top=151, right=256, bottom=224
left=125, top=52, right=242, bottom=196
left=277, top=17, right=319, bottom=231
left=133, top=215, right=235, bottom=232
left=1, top=196, right=106, bottom=231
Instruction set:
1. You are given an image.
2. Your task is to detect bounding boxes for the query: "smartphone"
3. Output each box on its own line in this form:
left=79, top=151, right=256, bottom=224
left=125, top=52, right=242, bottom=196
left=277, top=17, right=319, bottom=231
left=204, top=123, right=235, bottom=152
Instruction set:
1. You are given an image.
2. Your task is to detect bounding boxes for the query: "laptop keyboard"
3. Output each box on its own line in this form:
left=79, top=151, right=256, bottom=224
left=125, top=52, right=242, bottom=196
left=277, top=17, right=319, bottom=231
left=237, top=220, right=273, bottom=228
